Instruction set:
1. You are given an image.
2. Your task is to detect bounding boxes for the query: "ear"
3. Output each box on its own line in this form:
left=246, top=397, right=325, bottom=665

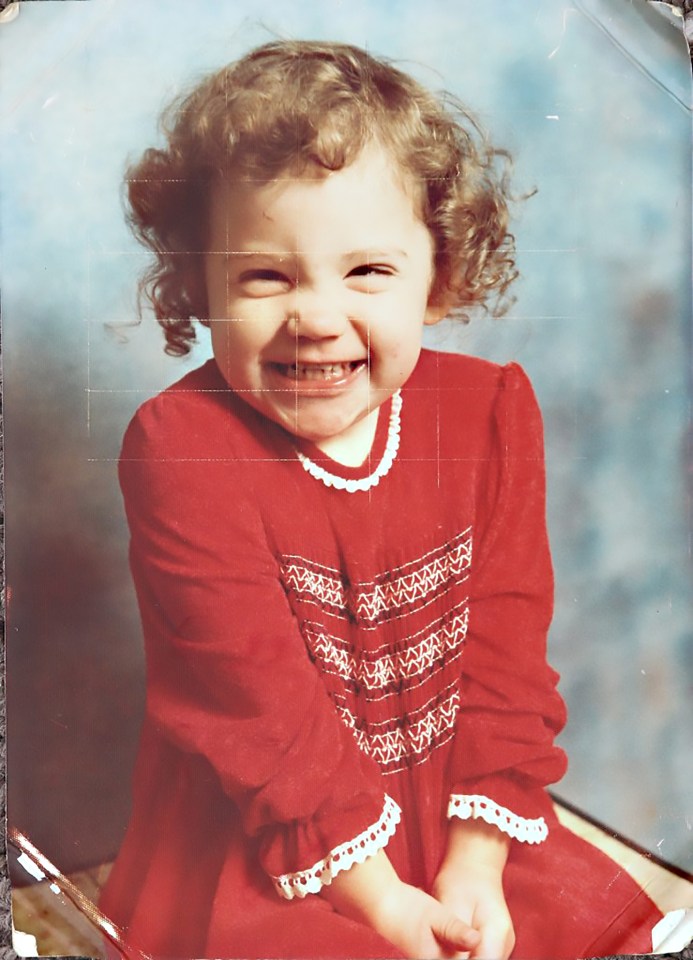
left=424, top=300, right=449, bottom=326
left=424, top=281, right=456, bottom=326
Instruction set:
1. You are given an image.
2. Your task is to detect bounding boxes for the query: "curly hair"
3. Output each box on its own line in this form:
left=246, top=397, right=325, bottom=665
left=126, top=40, right=518, bottom=356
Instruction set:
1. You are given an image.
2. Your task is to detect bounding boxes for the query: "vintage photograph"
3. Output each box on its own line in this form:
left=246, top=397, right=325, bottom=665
left=1, top=0, right=691, bottom=956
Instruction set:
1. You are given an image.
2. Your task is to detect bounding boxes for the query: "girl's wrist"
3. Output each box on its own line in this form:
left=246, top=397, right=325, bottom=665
left=438, top=816, right=511, bottom=877
left=320, top=849, right=404, bottom=927
left=433, top=857, right=504, bottom=901
left=433, top=843, right=507, bottom=909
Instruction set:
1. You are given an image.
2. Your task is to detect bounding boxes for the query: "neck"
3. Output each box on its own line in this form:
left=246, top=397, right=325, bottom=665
left=314, top=407, right=380, bottom=466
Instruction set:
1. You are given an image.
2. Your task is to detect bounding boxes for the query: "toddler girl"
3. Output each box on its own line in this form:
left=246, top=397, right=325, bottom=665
left=100, top=40, right=662, bottom=959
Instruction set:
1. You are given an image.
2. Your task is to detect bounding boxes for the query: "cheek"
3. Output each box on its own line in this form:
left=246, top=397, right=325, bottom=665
left=210, top=322, right=246, bottom=366
left=390, top=326, right=426, bottom=374
left=374, top=332, right=422, bottom=376
left=211, top=321, right=270, bottom=376
left=204, top=259, right=228, bottom=311
left=209, top=325, right=231, bottom=373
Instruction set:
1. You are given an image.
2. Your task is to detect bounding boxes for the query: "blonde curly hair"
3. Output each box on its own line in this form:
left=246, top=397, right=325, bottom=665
left=126, top=40, right=519, bottom=356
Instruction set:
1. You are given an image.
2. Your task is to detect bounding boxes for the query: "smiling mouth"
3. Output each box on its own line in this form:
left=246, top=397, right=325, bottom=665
left=272, top=360, right=366, bottom=382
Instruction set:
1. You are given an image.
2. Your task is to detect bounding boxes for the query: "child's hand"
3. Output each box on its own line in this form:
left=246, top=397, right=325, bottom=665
left=432, top=818, right=514, bottom=959
left=321, top=850, right=480, bottom=959
left=369, top=880, right=482, bottom=959
left=432, top=862, right=514, bottom=960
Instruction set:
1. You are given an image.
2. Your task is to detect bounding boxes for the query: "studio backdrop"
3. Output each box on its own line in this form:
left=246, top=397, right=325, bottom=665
left=1, top=0, right=691, bottom=877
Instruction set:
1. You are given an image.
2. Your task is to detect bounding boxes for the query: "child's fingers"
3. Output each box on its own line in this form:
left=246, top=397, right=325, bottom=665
left=470, top=925, right=515, bottom=960
left=432, top=909, right=481, bottom=951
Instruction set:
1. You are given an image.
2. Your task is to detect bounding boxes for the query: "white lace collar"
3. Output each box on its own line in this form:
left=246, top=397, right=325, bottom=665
left=295, top=391, right=402, bottom=493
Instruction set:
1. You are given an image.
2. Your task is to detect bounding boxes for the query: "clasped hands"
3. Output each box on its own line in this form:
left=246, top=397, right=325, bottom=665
left=323, top=819, right=515, bottom=959
left=362, top=859, right=514, bottom=960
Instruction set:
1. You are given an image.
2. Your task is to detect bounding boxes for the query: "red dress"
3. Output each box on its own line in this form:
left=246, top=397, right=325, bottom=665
left=100, top=350, right=661, bottom=958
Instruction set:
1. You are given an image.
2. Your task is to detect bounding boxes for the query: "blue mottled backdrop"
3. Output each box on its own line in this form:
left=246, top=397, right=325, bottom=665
left=1, top=0, right=691, bottom=873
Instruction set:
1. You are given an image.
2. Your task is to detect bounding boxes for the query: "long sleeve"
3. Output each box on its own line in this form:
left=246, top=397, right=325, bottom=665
left=446, top=363, right=567, bottom=842
left=119, top=382, right=398, bottom=897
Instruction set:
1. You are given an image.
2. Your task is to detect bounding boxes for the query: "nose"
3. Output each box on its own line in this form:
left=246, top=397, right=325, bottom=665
left=286, top=286, right=348, bottom=340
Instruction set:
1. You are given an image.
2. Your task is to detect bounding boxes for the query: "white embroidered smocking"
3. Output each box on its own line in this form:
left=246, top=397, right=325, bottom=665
left=447, top=794, right=548, bottom=844
left=279, top=527, right=472, bottom=626
left=302, top=600, right=469, bottom=701
left=271, top=795, right=401, bottom=900
left=355, top=529, right=472, bottom=623
left=335, top=685, right=461, bottom=774
left=280, top=558, right=347, bottom=613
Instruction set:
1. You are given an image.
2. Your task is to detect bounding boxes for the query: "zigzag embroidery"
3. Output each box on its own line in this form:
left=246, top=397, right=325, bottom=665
left=355, top=533, right=472, bottom=623
left=302, top=602, right=469, bottom=700
left=279, top=528, right=472, bottom=624
left=335, top=686, right=461, bottom=774
left=280, top=560, right=346, bottom=613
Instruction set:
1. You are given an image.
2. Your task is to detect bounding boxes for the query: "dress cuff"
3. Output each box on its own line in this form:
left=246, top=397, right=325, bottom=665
left=271, top=794, right=401, bottom=900
left=448, top=793, right=548, bottom=845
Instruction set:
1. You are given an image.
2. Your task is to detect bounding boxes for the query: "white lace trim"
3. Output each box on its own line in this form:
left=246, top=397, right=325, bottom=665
left=271, top=794, right=401, bottom=900
left=295, top=391, right=402, bottom=492
left=447, top=794, right=548, bottom=845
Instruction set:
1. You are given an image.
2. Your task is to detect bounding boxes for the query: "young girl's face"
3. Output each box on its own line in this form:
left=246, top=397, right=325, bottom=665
left=204, top=143, right=445, bottom=453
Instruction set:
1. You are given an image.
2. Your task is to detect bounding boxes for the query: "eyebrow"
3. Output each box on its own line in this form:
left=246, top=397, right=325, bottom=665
left=343, top=249, right=410, bottom=263
left=215, top=248, right=411, bottom=261
left=218, top=251, right=292, bottom=259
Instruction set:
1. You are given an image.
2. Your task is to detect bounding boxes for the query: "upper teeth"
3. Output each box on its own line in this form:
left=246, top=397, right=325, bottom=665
left=287, top=362, right=357, bottom=380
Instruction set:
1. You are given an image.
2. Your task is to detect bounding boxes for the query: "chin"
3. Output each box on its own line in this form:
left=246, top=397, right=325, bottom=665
left=295, top=424, right=348, bottom=444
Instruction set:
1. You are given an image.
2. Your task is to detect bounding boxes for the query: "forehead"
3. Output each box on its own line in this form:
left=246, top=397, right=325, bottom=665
left=207, top=144, right=425, bottom=243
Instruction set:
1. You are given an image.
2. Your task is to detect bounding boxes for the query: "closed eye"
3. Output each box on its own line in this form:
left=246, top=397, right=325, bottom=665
left=237, top=268, right=293, bottom=297
left=347, top=264, right=394, bottom=277
left=346, top=263, right=395, bottom=292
